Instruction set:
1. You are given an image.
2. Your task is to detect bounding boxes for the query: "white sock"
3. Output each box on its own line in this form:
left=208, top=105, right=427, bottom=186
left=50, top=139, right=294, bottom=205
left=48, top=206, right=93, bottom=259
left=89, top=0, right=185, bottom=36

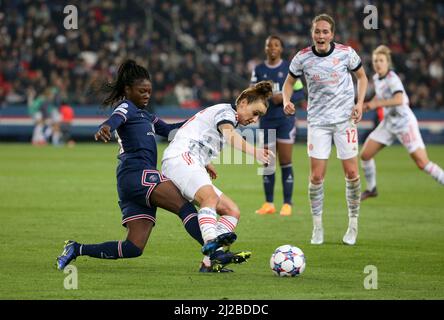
left=215, top=216, right=238, bottom=236
left=197, top=207, right=218, bottom=244
left=313, top=215, right=323, bottom=229
left=202, top=255, right=211, bottom=267
left=424, top=162, right=444, bottom=185
left=32, top=124, right=45, bottom=144
left=52, top=130, right=62, bottom=146
left=309, top=181, right=324, bottom=217
left=361, top=159, right=376, bottom=190
left=346, top=177, right=361, bottom=218
left=348, top=216, right=358, bottom=229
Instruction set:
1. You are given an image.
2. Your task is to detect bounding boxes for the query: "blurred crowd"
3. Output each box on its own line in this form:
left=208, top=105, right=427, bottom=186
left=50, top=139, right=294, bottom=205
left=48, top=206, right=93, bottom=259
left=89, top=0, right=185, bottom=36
left=1, top=0, right=443, bottom=110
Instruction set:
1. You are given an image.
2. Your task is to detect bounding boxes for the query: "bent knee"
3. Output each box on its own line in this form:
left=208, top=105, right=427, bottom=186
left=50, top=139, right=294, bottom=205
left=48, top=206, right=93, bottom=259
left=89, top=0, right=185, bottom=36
left=310, top=174, right=324, bottom=185
left=220, top=203, right=240, bottom=219
left=360, top=152, right=372, bottom=162
left=199, top=196, right=220, bottom=209
left=345, top=170, right=359, bottom=180
left=229, top=205, right=241, bottom=219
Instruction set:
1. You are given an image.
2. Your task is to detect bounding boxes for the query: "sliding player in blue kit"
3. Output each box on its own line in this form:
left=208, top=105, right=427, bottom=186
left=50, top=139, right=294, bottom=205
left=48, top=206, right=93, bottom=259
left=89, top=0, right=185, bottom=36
left=252, top=35, right=305, bottom=216
left=56, top=60, right=237, bottom=272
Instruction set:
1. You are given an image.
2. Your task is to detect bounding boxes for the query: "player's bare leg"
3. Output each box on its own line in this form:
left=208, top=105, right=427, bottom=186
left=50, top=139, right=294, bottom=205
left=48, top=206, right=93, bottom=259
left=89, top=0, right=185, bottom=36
left=57, top=219, right=151, bottom=270
left=126, top=219, right=154, bottom=251
left=216, top=194, right=240, bottom=240
left=150, top=180, right=204, bottom=245
left=410, top=148, right=444, bottom=185
left=309, top=158, right=327, bottom=245
left=341, top=157, right=361, bottom=245
left=194, top=186, right=237, bottom=254
left=360, top=138, right=385, bottom=200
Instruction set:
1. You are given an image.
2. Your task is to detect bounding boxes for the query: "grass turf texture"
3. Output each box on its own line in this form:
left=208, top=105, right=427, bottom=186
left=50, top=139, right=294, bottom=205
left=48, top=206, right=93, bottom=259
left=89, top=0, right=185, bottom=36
left=0, top=143, right=443, bottom=299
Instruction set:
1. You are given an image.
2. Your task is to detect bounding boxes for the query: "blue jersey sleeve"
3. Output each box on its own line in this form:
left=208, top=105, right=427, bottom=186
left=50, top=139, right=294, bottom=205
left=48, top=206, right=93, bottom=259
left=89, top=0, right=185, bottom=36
left=102, top=101, right=137, bottom=131
left=152, top=115, right=187, bottom=138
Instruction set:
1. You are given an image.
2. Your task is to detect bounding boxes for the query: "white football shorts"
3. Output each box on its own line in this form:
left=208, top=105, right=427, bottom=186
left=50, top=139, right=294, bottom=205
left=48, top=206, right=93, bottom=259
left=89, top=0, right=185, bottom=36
left=368, top=117, right=425, bottom=154
left=307, top=120, right=359, bottom=160
left=161, top=152, right=223, bottom=201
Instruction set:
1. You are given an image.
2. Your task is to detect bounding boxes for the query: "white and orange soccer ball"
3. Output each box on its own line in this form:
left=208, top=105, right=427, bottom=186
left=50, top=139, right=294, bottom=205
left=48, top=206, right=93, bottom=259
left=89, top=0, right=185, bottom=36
left=270, top=245, right=306, bottom=277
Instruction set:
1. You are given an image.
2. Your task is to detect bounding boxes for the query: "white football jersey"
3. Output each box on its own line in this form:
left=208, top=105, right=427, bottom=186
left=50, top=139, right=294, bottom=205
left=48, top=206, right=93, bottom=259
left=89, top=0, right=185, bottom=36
left=162, top=103, right=238, bottom=166
left=289, top=42, right=362, bottom=126
left=373, top=70, right=414, bottom=132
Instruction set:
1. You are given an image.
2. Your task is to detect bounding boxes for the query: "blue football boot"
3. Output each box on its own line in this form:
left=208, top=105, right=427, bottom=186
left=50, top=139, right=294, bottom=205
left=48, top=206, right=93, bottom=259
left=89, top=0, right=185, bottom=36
left=201, top=232, right=237, bottom=256
left=56, top=240, right=78, bottom=270
left=209, top=250, right=251, bottom=272
left=198, top=262, right=234, bottom=273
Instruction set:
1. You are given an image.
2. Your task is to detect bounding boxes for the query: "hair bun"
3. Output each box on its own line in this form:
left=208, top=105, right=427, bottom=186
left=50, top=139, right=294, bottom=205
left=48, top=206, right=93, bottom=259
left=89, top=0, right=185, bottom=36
left=254, top=80, right=273, bottom=99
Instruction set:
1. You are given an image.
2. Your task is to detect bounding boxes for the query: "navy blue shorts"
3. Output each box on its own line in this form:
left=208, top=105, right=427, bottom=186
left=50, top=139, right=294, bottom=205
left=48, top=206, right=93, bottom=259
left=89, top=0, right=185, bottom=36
left=117, top=169, right=169, bottom=227
left=260, top=116, right=297, bottom=145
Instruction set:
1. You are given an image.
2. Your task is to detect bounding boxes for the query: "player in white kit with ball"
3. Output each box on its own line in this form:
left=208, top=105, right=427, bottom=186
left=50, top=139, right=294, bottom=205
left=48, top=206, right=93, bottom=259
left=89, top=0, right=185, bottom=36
left=162, top=81, right=275, bottom=271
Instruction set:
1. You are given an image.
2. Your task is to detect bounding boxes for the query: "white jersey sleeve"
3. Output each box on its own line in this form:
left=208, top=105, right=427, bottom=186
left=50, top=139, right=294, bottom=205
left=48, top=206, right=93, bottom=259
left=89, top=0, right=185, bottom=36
left=347, top=47, right=362, bottom=71
left=162, top=104, right=237, bottom=166
left=214, top=107, right=237, bottom=129
left=289, top=52, right=304, bottom=78
left=373, top=71, right=413, bottom=132
left=386, top=73, right=404, bottom=95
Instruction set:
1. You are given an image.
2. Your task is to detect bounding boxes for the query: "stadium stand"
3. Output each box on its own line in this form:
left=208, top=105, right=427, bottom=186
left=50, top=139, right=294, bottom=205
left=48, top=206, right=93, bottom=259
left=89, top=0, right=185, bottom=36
left=0, top=0, right=443, bottom=141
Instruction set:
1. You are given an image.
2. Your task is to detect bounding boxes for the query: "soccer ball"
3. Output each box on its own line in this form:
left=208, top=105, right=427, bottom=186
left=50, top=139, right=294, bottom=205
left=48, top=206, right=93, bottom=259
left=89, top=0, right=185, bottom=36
left=270, top=245, right=306, bottom=277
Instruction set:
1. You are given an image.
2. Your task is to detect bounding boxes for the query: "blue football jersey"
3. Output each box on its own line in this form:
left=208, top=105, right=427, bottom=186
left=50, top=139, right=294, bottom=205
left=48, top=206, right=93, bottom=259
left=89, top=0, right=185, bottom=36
left=101, top=99, right=184, bottom=171
left=251, top=60, right=304, bottom=120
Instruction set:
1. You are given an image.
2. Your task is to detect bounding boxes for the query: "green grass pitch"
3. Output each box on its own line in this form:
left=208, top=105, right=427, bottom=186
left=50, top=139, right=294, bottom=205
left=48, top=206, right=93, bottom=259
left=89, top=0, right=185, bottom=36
left=0, top=142, right=443, bottom=299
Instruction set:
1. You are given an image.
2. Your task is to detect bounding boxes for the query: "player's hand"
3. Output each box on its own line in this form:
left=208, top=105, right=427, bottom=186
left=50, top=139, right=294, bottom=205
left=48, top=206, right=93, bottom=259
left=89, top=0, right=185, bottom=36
left=256, top=148, right=275, bottom=165
left=283, top=102, right=295, bottom=115
left=94, top=125, right=112, bottom=143
left=205, top=163, right=218, bottom=180
left=351, top=103, right=363, bottom=124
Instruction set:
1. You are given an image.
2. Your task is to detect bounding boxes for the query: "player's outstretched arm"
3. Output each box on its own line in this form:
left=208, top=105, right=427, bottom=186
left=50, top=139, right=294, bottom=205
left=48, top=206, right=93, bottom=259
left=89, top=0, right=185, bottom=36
left=218, top=123, right=275, bottom=165
left=365, top=92, right=403, bottom=111
left=153, top=116, right=187, bottom=138
left=94, top=112, right=126, bottom=142
left=283, top=74, right=297, bottom=115
left=352, top=66, right=368, bottom=123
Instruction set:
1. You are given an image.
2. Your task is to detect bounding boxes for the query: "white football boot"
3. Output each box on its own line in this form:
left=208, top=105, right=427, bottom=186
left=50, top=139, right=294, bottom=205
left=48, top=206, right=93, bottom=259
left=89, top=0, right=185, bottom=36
left=311, top=215, right=324, bottom=245
left=343, top=217, right=358, bottom=245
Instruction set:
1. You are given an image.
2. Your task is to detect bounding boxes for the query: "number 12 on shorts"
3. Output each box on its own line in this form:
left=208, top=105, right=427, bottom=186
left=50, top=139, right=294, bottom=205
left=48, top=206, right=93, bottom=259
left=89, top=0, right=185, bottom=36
left=346, top=128, right=357, bottom=144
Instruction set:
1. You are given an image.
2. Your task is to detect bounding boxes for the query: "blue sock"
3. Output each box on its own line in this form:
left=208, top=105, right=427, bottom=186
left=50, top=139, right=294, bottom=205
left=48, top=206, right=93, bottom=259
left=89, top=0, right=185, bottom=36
left=78, top=240, right=142, bottom=259
left=263, top=173, right=275, bottom=203
left=281, top=164, right=294, bottom=205
left=179, top=202, right=204, bottom=246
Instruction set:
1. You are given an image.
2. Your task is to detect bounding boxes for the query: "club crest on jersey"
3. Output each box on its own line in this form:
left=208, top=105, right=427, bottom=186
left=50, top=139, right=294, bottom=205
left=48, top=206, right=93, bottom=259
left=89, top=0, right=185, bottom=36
left=148, top=175, right=159, bottom=183
left=332, top=57, right=340, bottom=66
left=278, top=72, right=284, bottom=78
